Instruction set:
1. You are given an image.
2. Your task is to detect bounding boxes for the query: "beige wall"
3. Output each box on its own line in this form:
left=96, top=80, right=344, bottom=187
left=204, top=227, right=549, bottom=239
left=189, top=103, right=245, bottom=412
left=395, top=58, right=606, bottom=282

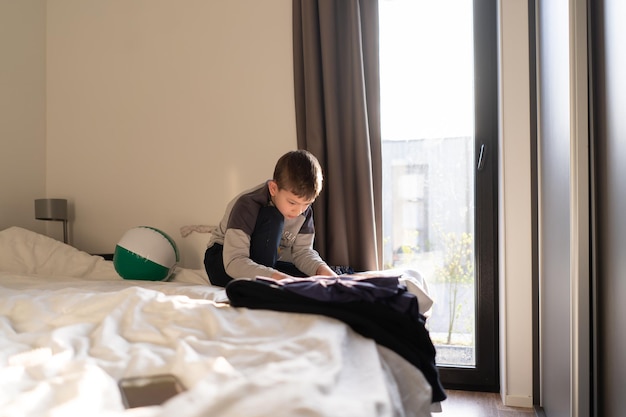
left=498, top=0, right=533, bottom=407
left=0, top=0, right=47, bottom=235
left=45, top=0, right=296, bottom=268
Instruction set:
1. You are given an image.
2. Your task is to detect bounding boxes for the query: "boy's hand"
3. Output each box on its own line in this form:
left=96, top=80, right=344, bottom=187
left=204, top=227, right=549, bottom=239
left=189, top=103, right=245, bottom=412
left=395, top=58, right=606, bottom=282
left=271, top=271, right=293, bottom=281
left=269, top=265, right=337, bottom=281
left=315, top=264, right=338, bottom=277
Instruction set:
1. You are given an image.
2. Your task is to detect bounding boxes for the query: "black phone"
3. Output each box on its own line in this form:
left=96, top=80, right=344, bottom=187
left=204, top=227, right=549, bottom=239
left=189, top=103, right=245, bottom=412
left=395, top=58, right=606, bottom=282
left=118, top=374, right=186, bottom=408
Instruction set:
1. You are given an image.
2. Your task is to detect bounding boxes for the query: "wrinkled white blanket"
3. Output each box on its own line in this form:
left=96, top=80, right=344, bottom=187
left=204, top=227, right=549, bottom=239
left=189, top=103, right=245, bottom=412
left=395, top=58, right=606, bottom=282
left=0, top=228, right=433, bottom=417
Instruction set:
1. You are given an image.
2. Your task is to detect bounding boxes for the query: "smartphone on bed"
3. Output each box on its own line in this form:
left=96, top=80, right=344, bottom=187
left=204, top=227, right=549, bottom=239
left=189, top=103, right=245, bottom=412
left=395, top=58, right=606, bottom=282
left=119, top=374, right=186, bottom=408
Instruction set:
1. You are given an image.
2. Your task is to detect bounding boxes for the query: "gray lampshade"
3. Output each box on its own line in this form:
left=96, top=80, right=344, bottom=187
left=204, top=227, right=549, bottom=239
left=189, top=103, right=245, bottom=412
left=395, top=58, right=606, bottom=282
left=35, top=199, right=68, bottom=221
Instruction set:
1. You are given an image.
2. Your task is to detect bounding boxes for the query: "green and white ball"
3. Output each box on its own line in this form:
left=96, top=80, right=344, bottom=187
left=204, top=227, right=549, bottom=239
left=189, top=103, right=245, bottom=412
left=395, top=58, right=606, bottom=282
left=114, top=226, right=179, bottom=281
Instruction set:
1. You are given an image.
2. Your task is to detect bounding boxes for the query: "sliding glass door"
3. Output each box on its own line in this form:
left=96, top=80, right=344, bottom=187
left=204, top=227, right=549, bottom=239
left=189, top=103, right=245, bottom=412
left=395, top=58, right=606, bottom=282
left=379, top=0, right=498, bottom=391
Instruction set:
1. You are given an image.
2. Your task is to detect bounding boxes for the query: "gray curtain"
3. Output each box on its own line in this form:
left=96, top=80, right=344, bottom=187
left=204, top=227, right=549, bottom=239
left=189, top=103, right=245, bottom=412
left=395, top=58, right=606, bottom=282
left=293, top=0, right=382, bottom=271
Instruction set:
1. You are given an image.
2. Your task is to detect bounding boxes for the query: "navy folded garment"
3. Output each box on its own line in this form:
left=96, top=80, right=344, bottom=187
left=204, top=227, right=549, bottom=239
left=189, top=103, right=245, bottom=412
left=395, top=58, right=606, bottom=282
left=225, top=277, right=446, bottom=403
left=256, top=275, right=424, bottom=322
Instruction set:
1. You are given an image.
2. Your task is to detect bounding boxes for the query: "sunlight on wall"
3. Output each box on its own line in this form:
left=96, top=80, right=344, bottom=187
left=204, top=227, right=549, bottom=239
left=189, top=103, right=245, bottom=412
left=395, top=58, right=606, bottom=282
left=45, top=0, right=296, bottom=268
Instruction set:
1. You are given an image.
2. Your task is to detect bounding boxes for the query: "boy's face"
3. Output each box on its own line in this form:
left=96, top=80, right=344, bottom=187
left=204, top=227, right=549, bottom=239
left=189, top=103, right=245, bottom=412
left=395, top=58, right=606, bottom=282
left=268, top=180, right=315, bottom=220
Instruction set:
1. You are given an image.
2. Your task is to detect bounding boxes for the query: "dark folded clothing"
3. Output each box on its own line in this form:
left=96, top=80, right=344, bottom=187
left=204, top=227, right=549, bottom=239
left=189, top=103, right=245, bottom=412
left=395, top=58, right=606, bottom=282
left=225, top=277, right=446, bottom=403
left=256, top=274, right=424, bottom=322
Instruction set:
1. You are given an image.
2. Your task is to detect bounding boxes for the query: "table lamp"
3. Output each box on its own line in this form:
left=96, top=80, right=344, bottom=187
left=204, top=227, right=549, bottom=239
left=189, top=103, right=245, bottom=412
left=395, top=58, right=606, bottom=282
left=35, top=198, right=69, bottom=244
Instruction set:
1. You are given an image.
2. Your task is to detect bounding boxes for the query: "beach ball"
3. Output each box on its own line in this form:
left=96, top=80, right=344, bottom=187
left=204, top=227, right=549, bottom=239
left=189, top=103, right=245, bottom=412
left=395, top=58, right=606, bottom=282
left=114, top=226, right=179, bottom=281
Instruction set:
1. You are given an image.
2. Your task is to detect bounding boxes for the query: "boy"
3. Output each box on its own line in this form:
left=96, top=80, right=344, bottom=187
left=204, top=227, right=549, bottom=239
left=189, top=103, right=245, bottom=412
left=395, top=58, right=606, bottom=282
left=204, top=150, right=337, bottom=287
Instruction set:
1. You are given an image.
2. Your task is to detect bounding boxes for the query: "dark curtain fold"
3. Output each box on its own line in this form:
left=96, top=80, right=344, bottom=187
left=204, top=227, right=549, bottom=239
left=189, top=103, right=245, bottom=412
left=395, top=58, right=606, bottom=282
left=293, top=0, right=382, bottom=271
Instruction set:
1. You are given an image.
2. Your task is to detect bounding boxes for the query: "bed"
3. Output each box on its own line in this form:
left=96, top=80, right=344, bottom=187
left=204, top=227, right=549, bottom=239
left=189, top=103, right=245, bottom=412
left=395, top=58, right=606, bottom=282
left=0, top=226, right=443, bottom=416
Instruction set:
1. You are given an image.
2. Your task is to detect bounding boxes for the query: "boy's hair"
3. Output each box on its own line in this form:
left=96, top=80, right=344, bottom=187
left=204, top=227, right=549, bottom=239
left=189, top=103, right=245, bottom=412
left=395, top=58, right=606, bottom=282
left=273, top=150, right=323, bottom=200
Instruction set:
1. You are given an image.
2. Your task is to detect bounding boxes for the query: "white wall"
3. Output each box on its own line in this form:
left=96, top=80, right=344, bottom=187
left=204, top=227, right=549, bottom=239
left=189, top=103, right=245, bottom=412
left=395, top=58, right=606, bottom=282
left=498, top=0, right=534, bottom=407
left=45, top=0, right=297, bottom=268
left=0, top=0, right=47, bottom=235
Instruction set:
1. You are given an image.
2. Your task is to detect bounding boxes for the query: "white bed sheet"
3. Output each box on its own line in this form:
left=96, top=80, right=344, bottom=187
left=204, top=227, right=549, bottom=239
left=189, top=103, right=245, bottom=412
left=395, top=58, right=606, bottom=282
left=0, top=227, right=434, bottom=417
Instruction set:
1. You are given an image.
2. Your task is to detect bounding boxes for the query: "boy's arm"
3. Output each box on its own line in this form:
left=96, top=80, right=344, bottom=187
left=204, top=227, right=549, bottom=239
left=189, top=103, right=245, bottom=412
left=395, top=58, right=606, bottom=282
left=291, top=233, right=337, bottom=277
left=223, top=228, right=279, bottom=279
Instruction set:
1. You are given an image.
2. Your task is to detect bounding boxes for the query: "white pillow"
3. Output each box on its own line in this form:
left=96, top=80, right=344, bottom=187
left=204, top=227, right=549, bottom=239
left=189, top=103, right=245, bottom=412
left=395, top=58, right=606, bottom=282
left=0, top=226, right=119, bottom=280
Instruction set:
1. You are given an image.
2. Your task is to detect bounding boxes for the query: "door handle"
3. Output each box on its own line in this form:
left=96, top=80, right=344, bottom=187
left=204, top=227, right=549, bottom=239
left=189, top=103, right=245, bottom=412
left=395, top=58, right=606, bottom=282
left=477, top=144, right=486, bottom=171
